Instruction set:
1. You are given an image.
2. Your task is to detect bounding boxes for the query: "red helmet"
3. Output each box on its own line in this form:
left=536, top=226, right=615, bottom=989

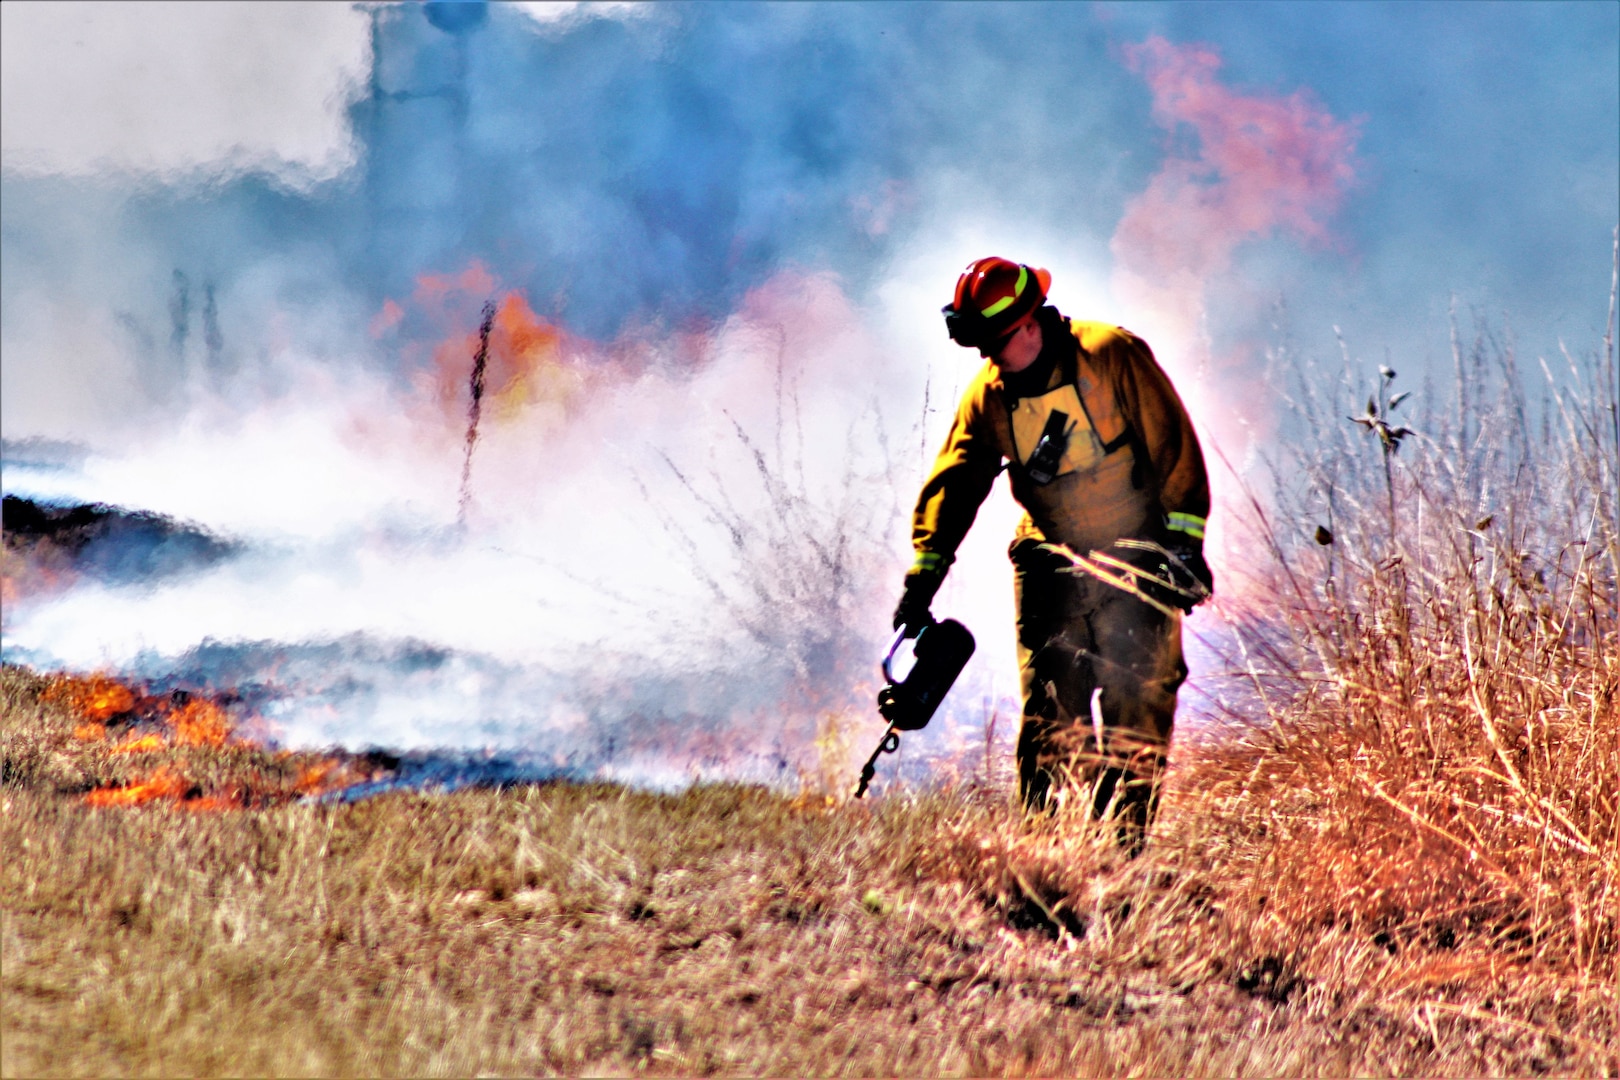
left=942, top=257, right=1052, bottom=349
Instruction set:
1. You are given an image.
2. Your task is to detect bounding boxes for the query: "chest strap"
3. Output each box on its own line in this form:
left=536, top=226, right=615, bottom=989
left=1000, top=338, right=1133, bottom=463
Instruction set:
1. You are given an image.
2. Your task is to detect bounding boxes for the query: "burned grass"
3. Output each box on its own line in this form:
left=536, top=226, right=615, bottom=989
left=0, top=669, right=394, bottom=810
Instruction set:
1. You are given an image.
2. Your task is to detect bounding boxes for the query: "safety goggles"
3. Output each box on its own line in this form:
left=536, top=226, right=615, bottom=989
left=983, top=323, right=1023, bottom=358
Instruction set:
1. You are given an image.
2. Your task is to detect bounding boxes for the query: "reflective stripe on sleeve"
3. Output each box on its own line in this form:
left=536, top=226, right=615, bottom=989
left=1166, top=512, right=1206, bottom=540
left=912, top=551, right=949, bottom=576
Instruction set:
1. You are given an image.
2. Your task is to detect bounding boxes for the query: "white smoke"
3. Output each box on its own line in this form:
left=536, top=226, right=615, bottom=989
left=4, top=271, right=1011, bottom=786
left=0, top=1, right=368, bottom=183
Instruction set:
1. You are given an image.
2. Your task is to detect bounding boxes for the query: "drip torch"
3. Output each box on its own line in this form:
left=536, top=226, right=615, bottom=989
left=854, top=617, right=975, bottom=798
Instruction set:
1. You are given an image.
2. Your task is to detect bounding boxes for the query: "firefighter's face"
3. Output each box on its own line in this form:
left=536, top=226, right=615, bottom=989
left=984, top=313, right=1042, bottom=371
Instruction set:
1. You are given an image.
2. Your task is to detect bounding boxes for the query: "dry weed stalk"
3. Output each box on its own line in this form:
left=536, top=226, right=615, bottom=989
left=1224, top=272, right=1619, bottom=1050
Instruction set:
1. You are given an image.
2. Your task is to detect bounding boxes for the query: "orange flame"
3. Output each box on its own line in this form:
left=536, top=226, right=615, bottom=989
left=44, top=674, right=135, bottom=722
left=84, top=767, right=188, bottom=808
left=48, top=670, right=379, bottom=810
left=294, top=759, right=348, bottom=796
left=47, top=674, right=235, bottom=748
left=491, top=292, right=569, bottom=413
left=375, top=260, right=586, bottom=435
left=172, top=698, right=231, bottom=748
left=430, top=290, right=570, bottom=420
left=111, top=733, right=165, bottom=755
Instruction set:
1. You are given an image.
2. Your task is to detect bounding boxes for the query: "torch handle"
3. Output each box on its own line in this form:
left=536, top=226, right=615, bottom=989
left=881, top=625, right=913, bottom=683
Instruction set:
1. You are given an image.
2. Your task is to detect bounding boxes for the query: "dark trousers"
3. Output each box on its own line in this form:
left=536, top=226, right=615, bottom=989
left=1011, top=543, right=1187, bottom=849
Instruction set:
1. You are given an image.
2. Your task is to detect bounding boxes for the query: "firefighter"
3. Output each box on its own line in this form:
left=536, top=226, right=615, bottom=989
left=894, top=257, right=1212, bottom=850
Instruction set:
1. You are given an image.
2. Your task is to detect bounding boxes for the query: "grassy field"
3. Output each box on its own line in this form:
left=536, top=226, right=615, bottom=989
left=4, top=299, right=1618, bottom=1076
left=2, top=640, right=1614, bottom=1077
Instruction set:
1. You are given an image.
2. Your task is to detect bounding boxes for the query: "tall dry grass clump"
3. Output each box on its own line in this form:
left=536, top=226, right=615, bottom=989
left=1238, top=272, right=1619, bottom=963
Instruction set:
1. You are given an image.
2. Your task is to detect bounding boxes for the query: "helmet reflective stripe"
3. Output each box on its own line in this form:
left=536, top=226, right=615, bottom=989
left=1166, top=512, right=1206, bottom=540
left=979, top=266, right=1027, bottom=318
left=942, top=257, right=1050, bottom=350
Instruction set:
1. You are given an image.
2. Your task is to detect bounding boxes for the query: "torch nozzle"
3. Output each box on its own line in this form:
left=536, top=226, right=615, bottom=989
left=853, top=726, right=901, bottom=799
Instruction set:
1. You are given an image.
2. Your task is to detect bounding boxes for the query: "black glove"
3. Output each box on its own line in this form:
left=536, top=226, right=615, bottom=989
left=1008, top=537, right=1079, bottom=576
left=892, top=568, right=943, bottom=635
left=1110, top=539, right=1211, bottom=613
left=1164, top=541, right=1214, bottom=608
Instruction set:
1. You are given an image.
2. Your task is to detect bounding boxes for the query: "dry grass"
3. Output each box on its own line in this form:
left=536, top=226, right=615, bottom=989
left=0, top=671, right=1341, bottom=1078
left=4, top=280, right=1618, bottom=1075
left=4, top=644, right=1614, bottom=1076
